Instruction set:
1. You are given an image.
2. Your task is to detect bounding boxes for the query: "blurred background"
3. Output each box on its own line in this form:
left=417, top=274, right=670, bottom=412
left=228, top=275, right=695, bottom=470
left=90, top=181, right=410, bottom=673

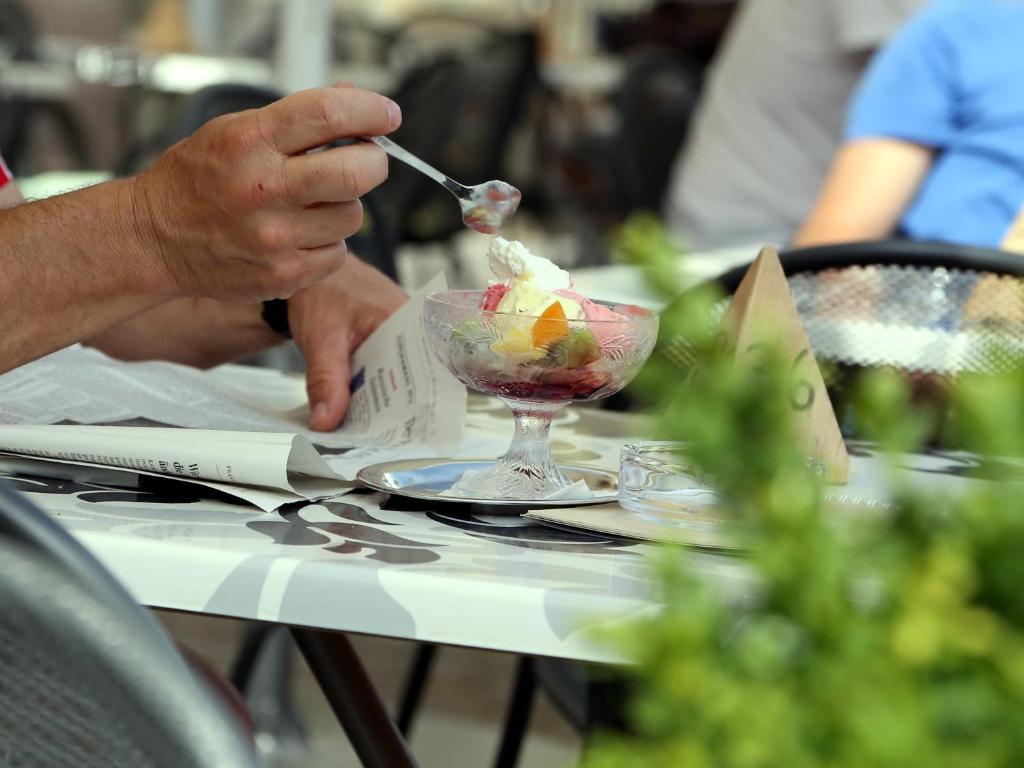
left=1, top=0, right=737, bottom=296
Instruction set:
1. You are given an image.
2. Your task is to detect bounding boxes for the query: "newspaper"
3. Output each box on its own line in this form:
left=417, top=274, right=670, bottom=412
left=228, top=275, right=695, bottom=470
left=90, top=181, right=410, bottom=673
left=0, top=428, right=345, bottom=512
left=0, top=275, right=467, bottom=510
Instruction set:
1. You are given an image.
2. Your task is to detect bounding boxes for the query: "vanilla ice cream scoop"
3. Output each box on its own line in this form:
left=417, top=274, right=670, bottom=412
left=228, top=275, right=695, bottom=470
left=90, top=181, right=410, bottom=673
left=486, top=238, right=583, bottom=318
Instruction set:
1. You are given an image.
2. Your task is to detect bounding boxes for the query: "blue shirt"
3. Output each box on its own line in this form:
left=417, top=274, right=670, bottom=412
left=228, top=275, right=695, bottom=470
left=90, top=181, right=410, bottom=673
left=846, top=0, right=1024, bottom=247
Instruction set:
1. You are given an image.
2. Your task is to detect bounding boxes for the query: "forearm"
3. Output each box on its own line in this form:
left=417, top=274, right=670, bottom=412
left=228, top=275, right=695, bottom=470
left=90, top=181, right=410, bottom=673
left=0, top=85, right=401, bottom=376
left=0, top=178, right=175, bottom=373
left=86, top=297, right=282, bottom=368
left=795, top=139, right=933, bottom=247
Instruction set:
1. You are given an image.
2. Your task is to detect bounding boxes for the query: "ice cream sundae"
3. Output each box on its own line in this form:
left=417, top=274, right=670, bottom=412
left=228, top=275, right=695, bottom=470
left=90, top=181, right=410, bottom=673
left=439, top=237, right=650, bottom=401
left=422, top=238, right=658, bottom=499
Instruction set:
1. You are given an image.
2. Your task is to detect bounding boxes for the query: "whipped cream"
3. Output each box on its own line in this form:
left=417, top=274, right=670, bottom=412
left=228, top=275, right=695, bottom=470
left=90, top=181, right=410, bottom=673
left=487, top=237, right=572, bottom=291
left=499, top=282, right=583, bottom=319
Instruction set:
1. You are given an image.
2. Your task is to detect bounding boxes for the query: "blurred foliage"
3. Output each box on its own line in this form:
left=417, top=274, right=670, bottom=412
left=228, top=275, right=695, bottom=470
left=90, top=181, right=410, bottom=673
left=588, top=216, right=1024, bottom=767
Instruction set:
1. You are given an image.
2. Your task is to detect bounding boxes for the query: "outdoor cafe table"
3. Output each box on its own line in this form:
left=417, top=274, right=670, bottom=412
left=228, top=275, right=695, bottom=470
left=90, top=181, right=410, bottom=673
left=0, top=391, right=663, bottom=768
left=0, top=384, right=998, bottom=767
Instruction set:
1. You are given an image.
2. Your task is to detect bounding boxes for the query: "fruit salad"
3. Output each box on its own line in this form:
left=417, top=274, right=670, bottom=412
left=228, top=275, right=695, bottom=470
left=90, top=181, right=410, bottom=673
left=447, top=238, right=641, bottom=401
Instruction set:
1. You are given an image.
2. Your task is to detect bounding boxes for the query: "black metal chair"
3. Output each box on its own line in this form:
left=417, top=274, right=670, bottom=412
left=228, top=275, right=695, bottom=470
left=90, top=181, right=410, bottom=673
left=0, top=0, right=35, bottom=162
left=715, top=239, right=1024, bottom=293
left=665, top=240, right=1024, bottom=431
left=114, top=83, right=283, bottom=179
left=536, top=45, right=703, bottom=268
left=0, top=480, right=258, bottom=768
left=375, top=28, right=538, bottom=247
left=611, top=46, right=704, bottom=216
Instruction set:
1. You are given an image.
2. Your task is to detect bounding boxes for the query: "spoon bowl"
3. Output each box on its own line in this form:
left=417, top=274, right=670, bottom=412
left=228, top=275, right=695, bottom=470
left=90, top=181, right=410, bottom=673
left=459, top=180, right=522, bottom=235
left=364, top=135, right=521, bottom=234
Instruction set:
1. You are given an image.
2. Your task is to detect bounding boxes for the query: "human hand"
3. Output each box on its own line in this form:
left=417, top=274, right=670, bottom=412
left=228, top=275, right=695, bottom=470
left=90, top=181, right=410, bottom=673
left=287, top=256, right=407, bottom=430
left=131, top=85, right=402, bottom=302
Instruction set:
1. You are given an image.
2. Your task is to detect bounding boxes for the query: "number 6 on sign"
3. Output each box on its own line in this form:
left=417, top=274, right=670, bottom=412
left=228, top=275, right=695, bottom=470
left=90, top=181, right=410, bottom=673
left=722, top=247, right=850, bottom=484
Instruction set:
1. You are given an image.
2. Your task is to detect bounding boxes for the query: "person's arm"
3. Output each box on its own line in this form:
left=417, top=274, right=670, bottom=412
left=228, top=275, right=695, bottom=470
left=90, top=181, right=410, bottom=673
left=0, top=84, right=401, bottom=374
left=85, top=254, right=407, bottom=431
left=793, top=138, right=933, bottom=246
left=83, top=296, right=280, bottom=370
left=0, top=178, right=172, bottom=373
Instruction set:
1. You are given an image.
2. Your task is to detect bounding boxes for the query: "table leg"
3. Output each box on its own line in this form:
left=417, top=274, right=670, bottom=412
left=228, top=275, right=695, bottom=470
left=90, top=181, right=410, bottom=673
left=291, top=628, right=419, bottom=768
left=397, top=643, right=438, bottom=736
left=493, top=656, right=537, bottom=768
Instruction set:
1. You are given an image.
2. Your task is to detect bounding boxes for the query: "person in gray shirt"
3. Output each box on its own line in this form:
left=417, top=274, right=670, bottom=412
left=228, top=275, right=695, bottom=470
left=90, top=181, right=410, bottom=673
left=664, top=0, right=924, bottom=250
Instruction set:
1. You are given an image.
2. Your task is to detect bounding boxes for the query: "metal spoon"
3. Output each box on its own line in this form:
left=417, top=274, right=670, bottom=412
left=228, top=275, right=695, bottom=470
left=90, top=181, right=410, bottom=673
left=364, top=135, right=522, bottom=235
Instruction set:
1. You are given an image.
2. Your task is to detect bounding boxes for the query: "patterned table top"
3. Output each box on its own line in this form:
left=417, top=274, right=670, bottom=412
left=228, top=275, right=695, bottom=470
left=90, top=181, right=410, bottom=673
left=2, top=394, right=1002, bottom=664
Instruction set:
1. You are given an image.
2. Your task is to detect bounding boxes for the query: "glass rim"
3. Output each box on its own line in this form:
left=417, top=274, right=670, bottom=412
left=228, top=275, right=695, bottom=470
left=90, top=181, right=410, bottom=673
left=425, top=289, right=659, bottom=323
left=621, top=441, right=700, bottom=474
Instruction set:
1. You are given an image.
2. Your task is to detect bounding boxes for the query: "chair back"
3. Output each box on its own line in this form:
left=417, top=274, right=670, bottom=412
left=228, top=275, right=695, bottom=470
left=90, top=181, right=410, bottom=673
left=377, top=28, right=537, bottom=244
left=613, top=46, right=703, bottom=215
left=115, top=83, right=283, bottom=177
left=659, top=241, right=1024, bottom=435
left=0, top=482, right=258, bottom=768
left=0, top=480, right=174, bottom=652
left=0, top=0, right=37, bottom=170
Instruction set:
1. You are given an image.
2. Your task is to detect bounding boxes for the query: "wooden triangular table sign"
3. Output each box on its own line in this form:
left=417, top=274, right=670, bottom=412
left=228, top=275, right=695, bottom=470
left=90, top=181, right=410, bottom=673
left=722, top=247, right=850, bottom=484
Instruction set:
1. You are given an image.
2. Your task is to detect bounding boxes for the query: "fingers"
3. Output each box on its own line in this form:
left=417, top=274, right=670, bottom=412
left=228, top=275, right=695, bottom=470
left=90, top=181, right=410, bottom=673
left=253, top=200, right=362, bottom=253
left=280, top=143, right=388, bottom=205
left=292, top=200, right=364, bottom=249
left=263, top=242, right=348, bottom=300
left=261, top=86, right=401, bottom=156
left=304, top=333, right=353, bottom=431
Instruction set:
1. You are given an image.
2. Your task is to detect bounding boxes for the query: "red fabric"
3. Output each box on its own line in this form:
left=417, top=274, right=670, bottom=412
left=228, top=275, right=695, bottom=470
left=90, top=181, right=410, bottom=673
left=0, top=153, right=11, bottom=189
left=178, top=646, right=255, bottom=738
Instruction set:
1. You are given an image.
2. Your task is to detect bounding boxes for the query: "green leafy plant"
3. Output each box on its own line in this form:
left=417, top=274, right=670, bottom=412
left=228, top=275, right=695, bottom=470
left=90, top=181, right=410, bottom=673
left=585, top=218, right=1024, bottom=768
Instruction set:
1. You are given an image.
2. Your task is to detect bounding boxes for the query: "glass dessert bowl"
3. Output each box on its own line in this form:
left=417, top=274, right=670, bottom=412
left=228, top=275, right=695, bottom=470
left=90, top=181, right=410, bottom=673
left=424, top=288, right=659, bottom=500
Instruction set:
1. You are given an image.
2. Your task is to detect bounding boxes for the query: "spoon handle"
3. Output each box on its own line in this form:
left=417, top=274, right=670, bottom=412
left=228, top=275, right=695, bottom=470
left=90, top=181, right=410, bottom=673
left=363, top=135, right=470, bottom=200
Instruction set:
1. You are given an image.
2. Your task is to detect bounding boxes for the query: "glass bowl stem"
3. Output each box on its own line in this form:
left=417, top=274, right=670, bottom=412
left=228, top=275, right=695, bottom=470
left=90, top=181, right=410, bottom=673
left=497, top=398, right=570, bottom=494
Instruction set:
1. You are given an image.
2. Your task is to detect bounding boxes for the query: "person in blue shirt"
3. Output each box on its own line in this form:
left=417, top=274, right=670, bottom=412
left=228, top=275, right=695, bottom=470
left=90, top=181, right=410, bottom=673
left=796, top=0, right=1024, bottom=249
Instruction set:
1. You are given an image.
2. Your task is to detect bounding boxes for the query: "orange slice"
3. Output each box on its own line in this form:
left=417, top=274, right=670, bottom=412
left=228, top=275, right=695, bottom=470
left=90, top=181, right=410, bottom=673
left=531, top=301, right=570, bottom=348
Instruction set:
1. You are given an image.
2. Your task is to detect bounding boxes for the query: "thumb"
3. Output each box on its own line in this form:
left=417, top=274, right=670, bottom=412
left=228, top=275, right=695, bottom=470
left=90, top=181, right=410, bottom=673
left=303, top=334, right=353, bottom=432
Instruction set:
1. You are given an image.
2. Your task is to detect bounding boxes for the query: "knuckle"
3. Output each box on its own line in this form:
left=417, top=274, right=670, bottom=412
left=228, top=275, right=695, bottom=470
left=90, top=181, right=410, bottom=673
left=341, top=199, right=365, bottom=234
left=329, top=244, right=349, bottom=270
left=254, top=220, right=289, bottom=251
left=266, top=258, right=304, bottom=293
left=210, top=114, right=251, bottom=152
left=367, top=145, right=388, bottom=182
left=306, top=368, right=335, bottom=392
left=305, top=160, right=333, bottom=197
left=317, top=94, right=350, bottom=138
left=311, top=254, right=344, bottom=283
left=339, top=157, right=365, bottom=198
left=250, top=107, right=278, bottom=149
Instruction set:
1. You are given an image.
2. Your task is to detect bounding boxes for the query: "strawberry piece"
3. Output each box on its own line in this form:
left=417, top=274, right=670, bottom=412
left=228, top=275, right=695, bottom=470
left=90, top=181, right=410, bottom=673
left=481, top=283, right=510, bottom=311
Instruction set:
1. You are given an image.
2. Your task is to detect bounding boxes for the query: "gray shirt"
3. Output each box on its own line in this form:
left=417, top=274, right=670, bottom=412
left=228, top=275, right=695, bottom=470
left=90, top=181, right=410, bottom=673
left=664, top=0, right=924, bottom=250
